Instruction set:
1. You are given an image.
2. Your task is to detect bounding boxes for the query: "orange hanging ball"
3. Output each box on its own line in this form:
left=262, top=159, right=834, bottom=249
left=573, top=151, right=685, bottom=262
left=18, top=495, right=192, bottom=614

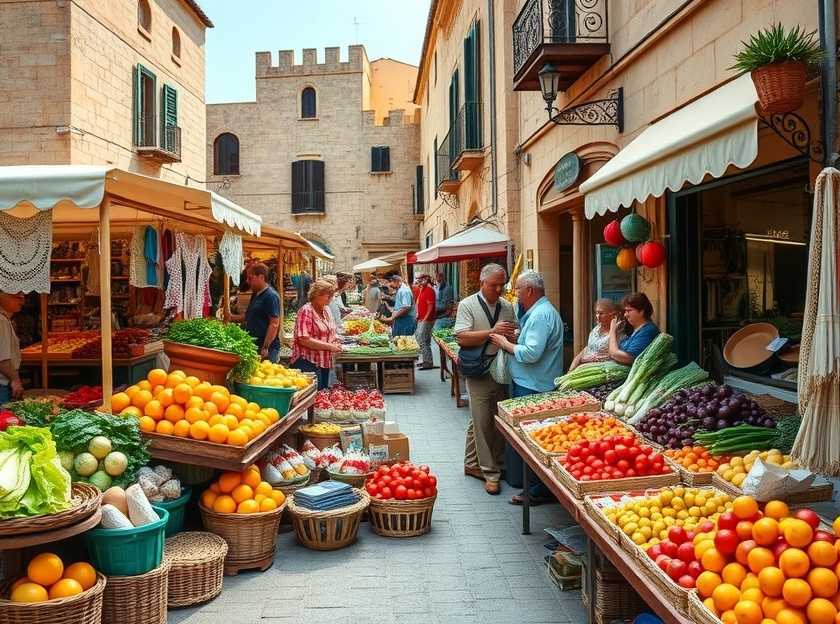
left=616, top=247, right=638, bottom=271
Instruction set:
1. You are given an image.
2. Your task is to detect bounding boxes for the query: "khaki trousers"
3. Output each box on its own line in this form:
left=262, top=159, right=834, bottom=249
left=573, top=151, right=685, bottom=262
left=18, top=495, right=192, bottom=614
left=464, top=373, right=507, bottom=483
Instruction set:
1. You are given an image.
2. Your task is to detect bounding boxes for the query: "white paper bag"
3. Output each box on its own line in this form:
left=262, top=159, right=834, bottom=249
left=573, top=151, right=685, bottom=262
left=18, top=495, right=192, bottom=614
left=741, top=458, right=816, bottom=501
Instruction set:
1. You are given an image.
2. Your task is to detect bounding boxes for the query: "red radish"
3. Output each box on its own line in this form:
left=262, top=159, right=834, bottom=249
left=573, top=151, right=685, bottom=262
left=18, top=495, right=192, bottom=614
left=794, top=509, right=820, bottom=530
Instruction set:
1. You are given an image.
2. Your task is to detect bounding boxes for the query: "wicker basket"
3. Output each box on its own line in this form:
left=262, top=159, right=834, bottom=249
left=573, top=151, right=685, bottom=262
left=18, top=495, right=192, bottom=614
left=582, top=495, right=622, bottom=544
left=0, top=572, right=106, bottom=624
left=550, top=457, right=680, bottom=500
left=752, top=61, right=807, bottom=114
left=327, top=469, right=372, bottom=489
left=102, top=560, right=169, bottom=624
left=199, top=501, right=285, bottom=575
left=271, top=473, right=311, bottom=497
left=287, top=489, right=369, bottom=551
left=676, top=465, right=715, bottom=486
left=593, top=568, right=648, bottom=624
left=164, top=532, right=227, bottom=608
left=0, top=483, right=101, bottom=537
left=368, top=495, right=436, bottom=538
left=688, top=588, right=722, bottom=624
left=299, top=430, right=342, bottom=450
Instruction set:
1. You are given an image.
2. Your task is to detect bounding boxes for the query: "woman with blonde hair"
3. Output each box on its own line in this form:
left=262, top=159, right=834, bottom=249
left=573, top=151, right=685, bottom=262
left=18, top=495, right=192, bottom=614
left=569, top=298, right=621, bottom=371
left=290, top=279, right=342, bottom=389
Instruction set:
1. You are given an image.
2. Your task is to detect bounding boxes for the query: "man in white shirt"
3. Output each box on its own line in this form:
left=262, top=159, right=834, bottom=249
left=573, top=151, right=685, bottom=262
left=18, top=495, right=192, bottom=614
left=0, top=292, right=24, bottom=402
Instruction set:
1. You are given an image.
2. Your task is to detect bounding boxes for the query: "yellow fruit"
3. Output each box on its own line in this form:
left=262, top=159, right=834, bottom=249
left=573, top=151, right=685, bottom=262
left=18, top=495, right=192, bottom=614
left=27, top=553, right=64, bottom=586
left=11, top=582, right=48, bottom=603
left=131, top=389, right=153, bottom=410
left=200, top=490, right=218, bottom=508
left=164, top=404, right=185, bottom=423
left=48, top=578, right=83, bottom=599
left=155, top=420, right=174, bottom=435
left=111, top=392, right=131, bottom=412
left=697, top=571, right=723, bottom=598
left=173, top=420, right=191, bottom=437
left=242, top=470, right=261, bottom=489
left=733, top=600, right=762, bottom=624
left=173, top=383, right=193, bottom=405
left=227, top=429, right=248, bottom=447
left=144, top=399, right=164, bottom=420
left=120, top=406, right=142, bottom=417
left=166, top=372, right=186, bottom=388
left=158, top=388, right=175, bottom=407
left=184, top=375, right=201, bottom=388
left=237, top=499, right=259, bottom=514
left=139, top=416, right=156, bottom=433
left=190, top=420, right=210, bottom=441
left=231, top=484, right=254, bottom=504
left=137, top=380, right=152, bottom=391
left=208, top=424, right=229, bottom=444
left=782, top=578, right=812, bottom=607
left=784, top=519, right=814, bottom=548
left=10, top=577, right=31, bottom=591
left=259, top=497, right=277, bottom=512
left=185, top=407, right=206, bottom=424
left=125, top=385, right=141, bottom=398
left=210, top=391, right=230, bottom=413
left=203, top=401, right=219, bottom=417
left=713, top=584, right=741, bottom=612
left=186, top=396, right=205, bottom=410
left=270, top=490, right=286, bottom=505
left=212, top=495, right=236, bottom=513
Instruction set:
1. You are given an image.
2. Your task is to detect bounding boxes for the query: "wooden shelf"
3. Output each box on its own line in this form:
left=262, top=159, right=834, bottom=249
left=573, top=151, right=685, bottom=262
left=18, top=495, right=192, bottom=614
left=51, top=279, right=81, bottom=284
left=47, top=302, right=81, bottom=306
left=50, top=258, right=85, bottom=263
left=112, top=276, right=129, bottom=280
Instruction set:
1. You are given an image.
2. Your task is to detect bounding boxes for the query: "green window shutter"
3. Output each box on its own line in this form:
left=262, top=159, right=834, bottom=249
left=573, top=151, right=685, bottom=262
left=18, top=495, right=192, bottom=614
left=133, top=64, right=156, bottom=146
left=160, top=84, right=178, bottom=151
left=133, top=65, right=143, bottom=145
left=464, top=20, right=481, bottom=150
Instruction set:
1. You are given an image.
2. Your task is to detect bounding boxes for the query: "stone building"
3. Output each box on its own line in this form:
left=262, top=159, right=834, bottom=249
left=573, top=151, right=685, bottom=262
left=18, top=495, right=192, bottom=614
left=0, top=0, right=212, bottom=185
left=206, top=46, right=421, bottom=270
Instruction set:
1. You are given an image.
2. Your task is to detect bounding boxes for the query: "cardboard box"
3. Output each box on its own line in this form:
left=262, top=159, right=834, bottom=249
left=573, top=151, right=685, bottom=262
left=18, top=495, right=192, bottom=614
left=361, top=422, right=410, bottom=464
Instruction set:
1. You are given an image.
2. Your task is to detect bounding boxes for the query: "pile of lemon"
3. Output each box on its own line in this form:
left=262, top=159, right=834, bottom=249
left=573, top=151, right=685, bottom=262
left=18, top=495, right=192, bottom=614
left=247, top=360, right=312, bottom=390
left=716, top=451, right=798, bottom=488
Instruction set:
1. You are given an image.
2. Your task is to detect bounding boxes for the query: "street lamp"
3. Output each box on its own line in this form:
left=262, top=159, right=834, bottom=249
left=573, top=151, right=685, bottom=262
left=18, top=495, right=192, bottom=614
left=538, top=63, right=562, bottom=116
left=537, top=62, right=624, bottom=132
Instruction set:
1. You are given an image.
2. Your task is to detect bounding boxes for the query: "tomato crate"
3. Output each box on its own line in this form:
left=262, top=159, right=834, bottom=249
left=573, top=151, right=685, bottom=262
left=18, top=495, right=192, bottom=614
left=497, top=390, right=600, bottom=426
left=550, top=456, right=679, bottom=500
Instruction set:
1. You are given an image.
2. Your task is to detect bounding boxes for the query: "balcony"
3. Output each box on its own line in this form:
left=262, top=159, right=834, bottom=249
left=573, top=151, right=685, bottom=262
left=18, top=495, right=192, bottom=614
left=435, top=130, right=460, bottom=194
left=291, top=190, right=325, bottom=215
left=512, top=0, right=609, bottom=92
left=136, top=122, right=182, bottom=163
left=451, top=102, right=485, bottom=172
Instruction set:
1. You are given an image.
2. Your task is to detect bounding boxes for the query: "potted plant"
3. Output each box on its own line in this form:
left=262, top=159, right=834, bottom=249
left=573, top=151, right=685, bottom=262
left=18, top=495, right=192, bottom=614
left=732, top=23, right=824, bottom=114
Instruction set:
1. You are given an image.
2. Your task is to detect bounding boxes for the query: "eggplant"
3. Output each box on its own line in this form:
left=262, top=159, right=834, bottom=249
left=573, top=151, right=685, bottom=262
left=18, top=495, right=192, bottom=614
left=762, top=418, right=775, bottom=428
left=701, top=416, right=716, bottom=429
left=718, top=405, right=731, bottom=419
left=716, top=419, right=729, bottom=430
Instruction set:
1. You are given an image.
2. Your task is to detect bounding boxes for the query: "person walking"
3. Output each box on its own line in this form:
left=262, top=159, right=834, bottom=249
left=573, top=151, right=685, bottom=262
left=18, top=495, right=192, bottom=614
left=454, top=263, right=516, bottom=495
left=384, top=274, right=416, bottom=336
left=243, top=263, right=281, bottom=363
left=414, top=274, right=437, bottom=370
left=364, top=278, right=382, bottom=314
left=490, top=271, right=564, bottom=505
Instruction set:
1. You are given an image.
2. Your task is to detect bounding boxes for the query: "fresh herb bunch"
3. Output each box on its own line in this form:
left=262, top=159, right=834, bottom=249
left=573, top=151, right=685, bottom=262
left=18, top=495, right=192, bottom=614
left=165, top=318, right=259, bottom=381
left=731, top=23, right=824, bottom=72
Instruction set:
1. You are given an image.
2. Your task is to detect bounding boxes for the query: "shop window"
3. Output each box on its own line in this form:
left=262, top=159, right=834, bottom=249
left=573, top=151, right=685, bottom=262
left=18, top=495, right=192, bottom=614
left=371, top=146, right=390, bottom=172
left=301, top=87, right=317, bottom=119
left=138, top=0, right=151, bottom=35
left=171, top=27, right=181, bottom=60
left=213, top=133, right=240, bottom=175
left=291, top=160, right=325, bottom=213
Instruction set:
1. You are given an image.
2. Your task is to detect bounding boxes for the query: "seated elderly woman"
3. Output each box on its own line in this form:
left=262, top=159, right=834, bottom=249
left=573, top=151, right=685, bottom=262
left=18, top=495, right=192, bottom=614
left=608, top=292, right=660, bottom=364
left=569, top=298, right=621, bottom=371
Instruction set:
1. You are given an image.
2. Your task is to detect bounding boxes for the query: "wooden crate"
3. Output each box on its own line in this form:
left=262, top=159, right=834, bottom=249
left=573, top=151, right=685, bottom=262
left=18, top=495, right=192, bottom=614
left=341, top=362, right=377, bottom=390
left=382, top=362, right=415, bottom=394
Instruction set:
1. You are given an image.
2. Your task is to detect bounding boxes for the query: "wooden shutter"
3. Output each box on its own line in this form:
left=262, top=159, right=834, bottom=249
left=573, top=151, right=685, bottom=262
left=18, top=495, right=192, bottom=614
left=464, top=20, right=482, bottom=149
left=310, top=160, right=325, bottom=212
left=381, top=147, right=390, bottom=172
left=160, top=84, right=177, bottom=151
left=133, top=65, right=142, bottom=145
left=371, top=147, right=379, bottom=172
left=433, top=137, right=438, bottom=199
left=291, top=160, right=305, bottom=212
left=415, top=165, right=424, bottom=215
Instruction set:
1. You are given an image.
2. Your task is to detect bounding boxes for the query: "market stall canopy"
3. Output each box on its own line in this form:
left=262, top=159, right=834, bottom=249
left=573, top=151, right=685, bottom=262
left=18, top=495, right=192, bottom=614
left=243, top=224, right=331, bottom=257
left=302, top=237, right=335, bottom=261
left=353, top=251, right=408, bottom=272
left=579, top=74, right=759, bottom=218
left=413, top=223, right=508, bottom=263
left=0, top=165, right=262, bottom=236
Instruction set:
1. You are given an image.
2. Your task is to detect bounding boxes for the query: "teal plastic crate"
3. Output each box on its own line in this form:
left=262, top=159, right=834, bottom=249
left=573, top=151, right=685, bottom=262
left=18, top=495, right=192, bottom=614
left=84, top=506, right=168, bottom=576
left=234, top=382, right=297, bottom=416
left=157, top=486, right=191, bottom=537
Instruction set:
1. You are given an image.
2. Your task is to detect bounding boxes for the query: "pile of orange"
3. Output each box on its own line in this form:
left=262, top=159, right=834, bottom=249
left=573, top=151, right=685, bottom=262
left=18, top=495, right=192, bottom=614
left=200, top=465, right=286, bottom=514
left=111, top=369, right=281, bottom=447
left=529, top=415, right=627, bottom=454
left=8, top=554, right=97, bottom=603
left=664, top=446, right=729, bottom=473
left=695, top=495, right=840, bottom=624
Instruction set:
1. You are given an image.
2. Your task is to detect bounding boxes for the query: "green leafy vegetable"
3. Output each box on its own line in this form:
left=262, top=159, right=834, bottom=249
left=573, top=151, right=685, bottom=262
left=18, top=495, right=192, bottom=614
left=166, top=318, right=260, bottom=381
left=7, top=399, right=62, bottom=427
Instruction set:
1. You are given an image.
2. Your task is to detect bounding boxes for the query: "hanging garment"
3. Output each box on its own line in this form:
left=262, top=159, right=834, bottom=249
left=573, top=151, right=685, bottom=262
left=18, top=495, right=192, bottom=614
left=218, top=231, right=243, bottom=286
left=85, top=234, right=100, bottom=296
left=164, top=233, right=212, bottom=319
left=144, top=226, right=158, bottom=286
left=0, top=210, right=53, bottom=294
left=164, top=232, right=186, bottom=314
left=129, top=226, right=148, bottom=288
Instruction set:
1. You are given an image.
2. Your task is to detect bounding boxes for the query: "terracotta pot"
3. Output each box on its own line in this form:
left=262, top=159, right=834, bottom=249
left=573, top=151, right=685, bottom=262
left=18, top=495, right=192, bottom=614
left=751, top=61, right=806, bottom=114
left=162, top=340, right=240, bottom=385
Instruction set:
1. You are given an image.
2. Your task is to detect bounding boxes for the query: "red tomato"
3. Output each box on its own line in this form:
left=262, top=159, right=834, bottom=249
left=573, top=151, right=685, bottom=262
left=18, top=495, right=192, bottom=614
left=571, top=471, right=582, bottom=479
left=394, top=485, right=407, bottom=500
left=634, top=456, right=649, bottom=474
left=380, top=486, right=392, bottom=499
left=406, top=489, right=416, bottom=499
left=423, top=487, right=433, bottom=498
left=628, top=446, right=641, bottom=458
left=418, top=473, right=430, bottom=487
left=378, top=465, right=389, bottom=475
left=625, top=469, right=636, bottom=477
left=428, top=476, right=437, bottom=488
left=813, top=530, right=835, bottom=543
left=366, top=483, right=379, bottom=496
left=668, top=526, right=687, bottom=545
left=604, top=450, right=617, bottom=465
left=379, top=475, right=392, bottom=486
left=399, top=465, right=411, bottom=478
left=714, top=529, right=738, bottom=556
left=617, top=460, right=630, bottom=472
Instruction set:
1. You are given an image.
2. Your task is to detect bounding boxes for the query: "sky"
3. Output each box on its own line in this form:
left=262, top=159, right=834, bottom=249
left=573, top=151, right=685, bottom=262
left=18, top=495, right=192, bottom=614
left=201, top=0, right=432, bottom=103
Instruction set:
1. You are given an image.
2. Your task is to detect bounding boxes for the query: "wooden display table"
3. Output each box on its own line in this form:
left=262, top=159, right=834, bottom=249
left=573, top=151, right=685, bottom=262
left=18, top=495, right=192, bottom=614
left=495, top=417, right=693, bottom=624
left=335, top=352, right=417, bottom=394
left=434, top=336, right=466, bottom=408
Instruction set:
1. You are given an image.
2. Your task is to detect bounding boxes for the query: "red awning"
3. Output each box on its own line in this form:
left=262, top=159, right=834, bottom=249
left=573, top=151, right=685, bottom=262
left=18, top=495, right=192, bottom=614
left=412, top=224, right=509, bottom=263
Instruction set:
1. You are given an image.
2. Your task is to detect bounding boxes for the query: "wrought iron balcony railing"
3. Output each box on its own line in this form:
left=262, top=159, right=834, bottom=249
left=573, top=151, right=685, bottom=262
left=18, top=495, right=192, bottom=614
left=135, top=118, right=182, bottom=163
left=452, top=101, right=483, bottom=157
left=435, top=130, right=459, bottom=190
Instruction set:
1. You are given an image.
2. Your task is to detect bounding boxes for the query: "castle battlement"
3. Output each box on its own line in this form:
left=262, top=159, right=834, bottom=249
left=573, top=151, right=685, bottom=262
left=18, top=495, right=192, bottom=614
left=362, top=108, right=420, bottom=128
left=256, top=45, right=368, bottom=78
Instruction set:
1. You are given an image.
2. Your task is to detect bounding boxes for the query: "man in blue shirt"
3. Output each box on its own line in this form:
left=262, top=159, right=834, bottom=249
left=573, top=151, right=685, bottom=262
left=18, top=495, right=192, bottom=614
left=244, top=263, right=281, bottom=363
left=490, top=270, right=563, bottom=505
left=383, top=274, right=416, bottom=336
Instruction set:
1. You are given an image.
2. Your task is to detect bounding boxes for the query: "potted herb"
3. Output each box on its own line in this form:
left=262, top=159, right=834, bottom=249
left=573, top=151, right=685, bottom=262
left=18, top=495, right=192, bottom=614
left=163, top=319, right=259, bottom=383
left=732, top=23, right=823, bottom=114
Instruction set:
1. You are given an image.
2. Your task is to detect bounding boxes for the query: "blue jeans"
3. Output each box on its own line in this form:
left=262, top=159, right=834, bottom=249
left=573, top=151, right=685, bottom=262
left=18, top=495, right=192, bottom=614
left=0, top=384, right=10, bottom=404
left=293, top=357, right=331, bottom=390
left=267, top=344, right=280, bottom=363
left=508, top=381, right=553, bottom=499
left=392, top=315, right=417, bottom=336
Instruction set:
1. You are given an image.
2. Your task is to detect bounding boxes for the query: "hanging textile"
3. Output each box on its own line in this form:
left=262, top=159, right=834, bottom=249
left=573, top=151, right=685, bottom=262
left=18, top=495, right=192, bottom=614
left=218, top=230, right=243, bottom=286
left=164, top=232, right=212, bottom=319
left=144, top=226, right=158, bottom=286
left=0, top=210, right=53, bottom=294
left=85, top=232, right=100, bottom=295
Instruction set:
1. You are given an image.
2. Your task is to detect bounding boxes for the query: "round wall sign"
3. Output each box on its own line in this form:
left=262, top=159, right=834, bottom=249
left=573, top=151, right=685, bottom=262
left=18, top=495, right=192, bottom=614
left=553, top=152, right=582, bottom=193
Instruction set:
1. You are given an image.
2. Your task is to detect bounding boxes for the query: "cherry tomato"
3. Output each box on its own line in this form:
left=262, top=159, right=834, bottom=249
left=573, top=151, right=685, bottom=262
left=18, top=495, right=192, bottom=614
left=394, top=485, right=407, bottom=499
left=380, top=486, right=392, bottom=499
left=419, top=465, right=430, bottom=474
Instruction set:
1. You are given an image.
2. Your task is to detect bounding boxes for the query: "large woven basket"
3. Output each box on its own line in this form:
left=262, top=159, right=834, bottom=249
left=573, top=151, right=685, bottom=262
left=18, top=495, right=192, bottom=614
left=102, top=560, right=169, bottom=624
left=0, top=483, right=101, bottom=537
left=688, top=588, right=721, bottom=624
left=368, top=495, right=436, bottom=538
left=0, top=572, right=106, bottom=624
left=199, top=502, right=285, bottom=575
left=271, top=473, right=311, bottom=497
left=288, top=489, right=369, bottom=551
left=164, top=532, right=227, bottom=608
left=327, top=469, right=373, bottom=489
left=751, top=61, right=806, bottom=114
left=593, top=568, right=648, bottom=624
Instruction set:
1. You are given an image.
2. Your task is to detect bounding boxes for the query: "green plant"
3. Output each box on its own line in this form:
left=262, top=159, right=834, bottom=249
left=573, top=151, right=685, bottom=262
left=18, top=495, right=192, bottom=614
left=165, top=318, right=259, bottom=381
left=731, top=23, right=824, bottom=72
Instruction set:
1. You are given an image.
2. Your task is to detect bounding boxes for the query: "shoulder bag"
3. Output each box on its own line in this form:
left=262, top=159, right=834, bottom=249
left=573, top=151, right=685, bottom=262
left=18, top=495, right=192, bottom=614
left=458, top=297, right=501, bottom=379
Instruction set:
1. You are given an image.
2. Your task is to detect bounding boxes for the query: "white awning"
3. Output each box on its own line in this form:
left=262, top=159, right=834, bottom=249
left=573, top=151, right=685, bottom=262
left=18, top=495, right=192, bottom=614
left=580, top=74, right=760, bottom=218
left=413, top=223, right=508, bottom=263
left=304, top=238, right=335, bottom=261
left=353, top=251, right=408, bottom=272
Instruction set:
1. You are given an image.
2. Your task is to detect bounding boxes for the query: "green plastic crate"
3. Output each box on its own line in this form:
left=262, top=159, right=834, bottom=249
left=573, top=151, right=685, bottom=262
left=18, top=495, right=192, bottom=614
left=157, top=487, right=191, bottom=537
left=234, top=382, right=297, bottom=416
left=84, top=506, right=168, bottom=576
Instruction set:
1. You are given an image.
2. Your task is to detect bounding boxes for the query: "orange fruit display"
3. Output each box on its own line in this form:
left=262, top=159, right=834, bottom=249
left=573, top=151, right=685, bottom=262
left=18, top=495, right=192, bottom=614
left=210, top=391, right=230, bottom=413
left=48, top=578, right=83, bottom=599
left=808, top=567, right=839, bottom=598
left=764, top=500, right=789, bottom=520
left=147, top=368, right=168, bottom=387
left=172, top=420, right=191, bottom=437
left=144, top=399, right=163, bottom=420
left=227, top=429, right=248, bottom=447
left=775, top=608, right=807, bottom=624
left=111, top=392, right=130, bottom=413
left=782, top=578, right=812, bottom=607
left=259, top=497, right=278, bottom=512
left=806, top=597, right=838, bottom=624
left=139, top=416, right=156, bottom=433
left=201, top=467, right=280, bottom=515
left=236, top=499, right=259, bottom=514
left=208, top=423, right=229, bottom=444
left=702, top=548, right=727, bottom=573
left=697, top=571, right=723, bottom=598
left=131, top=389, right=153, bottom=410
left=779, top=548, right=811, bottom=578
left=27, top=552, right=64, bottom=586
left=172, top=383, right=193, bottom=404
left=189, top=421, right=210, bottom=441
left=732, top=496, right=759, bottom=520
left=752, top=517, right=779, bottom=546
left=732, top=600, right=762, bottom=624
left=722, top=563, right=747, bottom=588
left=712, top=583, right=741, bottom=612
left=231, top=484, right=254, bottom=504
left=784, top=519, right=814, bottom=548
left=758, top=566, right=785, bottom=597
left=747, top=547, right=775, bottom=574
left=164, top=404, right=185, bottom=424
left=155, top=420, right=174, bottom=435
left=218, top=472, right=241, bottom=493
left=10, top=582, right=48, bottom=603
left=810, top=541, right=839, bottom=567
left=212, top=495, right=236, bottom=513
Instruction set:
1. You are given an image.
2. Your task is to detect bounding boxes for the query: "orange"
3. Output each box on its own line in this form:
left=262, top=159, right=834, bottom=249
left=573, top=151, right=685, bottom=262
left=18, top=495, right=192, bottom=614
left=249, top=420, right=266, bottom=436
left=696, top=539, right=717, bottom=560
left=151, top=385, right=164, bottom=396
left=733, top=496, right=759, bottom=520
left=190, top=420, right=210, bottom=441
left=758, top=566, right=785, bottom=597
left=783, top=578, right=813, bottom=607
left=733, top=600, right=763, bottom=624
left=208, top=424, right=229, bottom=444
left=166, top=372, right=186, bottom=388
left=704, top=597, right=719, bottom=616
left=131, top=389, right=153, bottom=409
left=785, top=519, right=814, bottom=548
left=780, top=548, right=811, bottom=578
left=173, top=420, right=191, bottom=437
left=239, top=417, right=254, bottom=430
left=255, top=494, right=266, bottom=504
left=713, top=584, right=741, bottom=612
left=208, top=414, right=224, bottom=427
left=741, top=574, right=761, bottom=591
left=125, top=385, right=141, bottom=398
left=227, top=429, right=248, bottom=447
left=164, top=404, right=185, bottom=423
left=222, top=415, right=239, bottom=431
left=721, top=610, right=737, bottom=624
left=809, top=567, right=840, bottom=598
left=28, top=553, right=64, bottom=586
left=210, top=384, right=229, bottom=396
left=765, top=500, right=790, bottom=520
left=747, top=547, right=775, bottom=574
left=195, top=382, right=214, bottom=401
left=209, top=482, right=220, bottom=494
left=173, top=383, right=193, bottom=405
left=242, top=470, right=261, bottom=489
left=144, top=399, right=164, bottom=420
left=697, top=571, right=723, bottom=598
left=210, top=391, right=230, bottom=413
left=137, top=380, right=152, bottom=391
left=147, top=368, right=168, bottom=387
left=255, top=413, right=272, bottom=428
left=155, top=420, right=174, bottom=435
left=139, top=416, right=156, bottom=433
left=246, top=401, right=261, bottom=413
left=811, top=542, right=839, bottom=567
left=10, top=582, right=48, bottom=603
left=225, top=403, right=243, bottom=419
left=200, top=489, right=218, bottom=508
left=171, top=369, right=186, bottom=377
left=752, top=517, right=780, bottom=546
left=186, top=396, right=205, bottom=410
left=808, top=597, right=839, bottom=624
left=776, top=608, right=807, bottom=624
left=48, top=578, right=83, bottom=599
left=741, top=588, right=764, bottom=604
left=834, top=516, right=840, bottom=538
left=255, top=481, right=273, bottom=497
left=236, top=499, right=259, bottom=514
left=218, top=472, right=241, bottom=493
left=722, top=563, right=748, bottom=587
left=230, top=394, right=247, bottom=408
left=231, top=484, right=254, bottom=504
left=259, top=497, right=278, bottom=512
left=212, top=495, right=236, bottom=513
left=270, top=490, right=286, bottom=505
left=120, top=406, right=142, bottom=417
left=111, top=392, right=131, bottom=412
left=762, top=596, right=788, bottom=619
left=203, top=401, right=219, bottom=417
left=237, top=425, right=254, bottom=441
left=702, top=548, right=727, bottom=573
left=10, top=577, right=31, bottom=591
left=184, top=407, right=206, bottom=424
left=184, top=375, right=201, bottom=388
left=158, top=388, right=175, bottom=407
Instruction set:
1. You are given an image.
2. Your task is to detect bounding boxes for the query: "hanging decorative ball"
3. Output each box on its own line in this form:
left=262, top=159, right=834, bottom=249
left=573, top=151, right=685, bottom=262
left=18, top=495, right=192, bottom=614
left=603, top=219, right=626, bottom=247
left=637, top=241, right=667, bottom=268
left=635, top=244, right=645, bottom=264
left=615, top=247, right=638, bottom=271
left=620, top=213, right=651, bottom=242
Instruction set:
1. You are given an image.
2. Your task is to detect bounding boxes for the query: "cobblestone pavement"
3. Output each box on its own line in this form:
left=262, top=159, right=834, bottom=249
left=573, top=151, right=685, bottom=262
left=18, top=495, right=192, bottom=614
left=169, top=356, right=587, bottom=624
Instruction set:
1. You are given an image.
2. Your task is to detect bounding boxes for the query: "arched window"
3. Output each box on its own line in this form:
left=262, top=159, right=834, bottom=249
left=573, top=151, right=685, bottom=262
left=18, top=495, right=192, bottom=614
left=301, top=87, right=317, bottom=119
left=213, top=133, right=240, bottom=175
left=171, top=27, right=181, bottom=59
left=137, top=0, right=151, bottom=33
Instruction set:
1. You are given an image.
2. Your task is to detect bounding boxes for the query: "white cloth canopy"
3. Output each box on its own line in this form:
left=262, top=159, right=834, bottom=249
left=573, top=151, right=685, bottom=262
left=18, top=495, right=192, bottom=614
left=353, top=251, right=408, bottom=272
left=580, top=74, right=760, bottom=218
left=414, top=223, right=508, bottom=263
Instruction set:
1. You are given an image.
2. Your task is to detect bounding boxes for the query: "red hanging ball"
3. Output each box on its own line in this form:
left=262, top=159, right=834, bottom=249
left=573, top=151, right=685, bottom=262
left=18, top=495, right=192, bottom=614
left=603, top=219, right=626, bottom=247
left=638, top=241, right=666, bottom=268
